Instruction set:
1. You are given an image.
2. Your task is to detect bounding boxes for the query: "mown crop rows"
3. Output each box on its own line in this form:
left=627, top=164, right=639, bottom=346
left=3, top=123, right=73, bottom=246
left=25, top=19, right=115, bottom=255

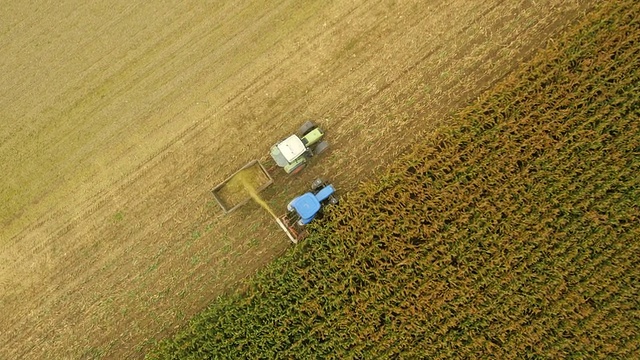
left=148, top=1, right=639, bottom=358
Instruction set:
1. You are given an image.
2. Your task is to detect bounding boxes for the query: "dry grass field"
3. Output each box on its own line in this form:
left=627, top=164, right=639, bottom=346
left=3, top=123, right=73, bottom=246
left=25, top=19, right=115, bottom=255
left=0, top=0, right=594, bottom=358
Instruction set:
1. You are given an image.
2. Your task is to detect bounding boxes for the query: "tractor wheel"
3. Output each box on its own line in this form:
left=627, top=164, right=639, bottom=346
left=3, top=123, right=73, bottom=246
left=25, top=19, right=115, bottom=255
left=298, top=121, right=316, bottom=137
left=311, top=178, right=324, bottom=191
left=313, top=140, right=329, bottom=156
left=328, top=195, right=339, bottom=205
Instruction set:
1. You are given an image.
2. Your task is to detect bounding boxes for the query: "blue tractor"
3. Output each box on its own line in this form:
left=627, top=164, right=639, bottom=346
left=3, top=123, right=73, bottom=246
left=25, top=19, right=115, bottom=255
left=280, top=178, right=338, bottom=242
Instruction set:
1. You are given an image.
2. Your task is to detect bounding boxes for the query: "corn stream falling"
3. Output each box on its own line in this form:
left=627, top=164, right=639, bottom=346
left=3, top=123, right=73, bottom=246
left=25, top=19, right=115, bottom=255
left=228, top=169, right=277, bottom=219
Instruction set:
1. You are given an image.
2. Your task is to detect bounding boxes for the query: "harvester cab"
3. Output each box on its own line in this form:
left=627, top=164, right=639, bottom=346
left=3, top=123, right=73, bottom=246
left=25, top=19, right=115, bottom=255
left=280, top=178, right=338, bottom=242
left=270, top=121, right=329, bottom=174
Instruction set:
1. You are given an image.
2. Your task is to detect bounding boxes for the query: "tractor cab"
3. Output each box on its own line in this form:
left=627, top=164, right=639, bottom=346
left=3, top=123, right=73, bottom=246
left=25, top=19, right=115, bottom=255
left=270, top=121, right=329, bottom=174
left=270, top=135, right=307, bottom=167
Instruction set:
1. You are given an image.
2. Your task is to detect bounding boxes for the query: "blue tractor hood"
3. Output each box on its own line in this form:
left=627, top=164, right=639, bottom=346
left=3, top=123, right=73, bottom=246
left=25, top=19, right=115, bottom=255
left=314, top=184, right=335, bottom=202
left=291, top=193, right=321, bottom=222
left=290, top=185, right=335, bottom=225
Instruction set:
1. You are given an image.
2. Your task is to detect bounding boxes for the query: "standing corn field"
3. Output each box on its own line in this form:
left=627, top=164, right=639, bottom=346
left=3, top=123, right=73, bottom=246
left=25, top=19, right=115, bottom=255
left=148, top=0, right=640, bottom=358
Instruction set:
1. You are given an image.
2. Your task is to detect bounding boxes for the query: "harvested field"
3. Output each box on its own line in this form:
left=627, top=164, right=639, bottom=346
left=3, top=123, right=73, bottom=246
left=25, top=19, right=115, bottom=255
left=0, top=0, right=595, bottom=358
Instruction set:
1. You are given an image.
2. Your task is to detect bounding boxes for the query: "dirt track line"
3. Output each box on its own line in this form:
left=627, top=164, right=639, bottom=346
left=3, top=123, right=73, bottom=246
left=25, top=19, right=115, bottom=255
left=333, top=2, right=500, bottom=125
left=219, top=0, right=380, bottom=113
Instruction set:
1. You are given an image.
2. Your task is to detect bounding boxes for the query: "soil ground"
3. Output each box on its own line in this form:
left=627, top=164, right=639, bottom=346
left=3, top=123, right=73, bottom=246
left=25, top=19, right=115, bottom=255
left=0, top=0, right=595, bottom=358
